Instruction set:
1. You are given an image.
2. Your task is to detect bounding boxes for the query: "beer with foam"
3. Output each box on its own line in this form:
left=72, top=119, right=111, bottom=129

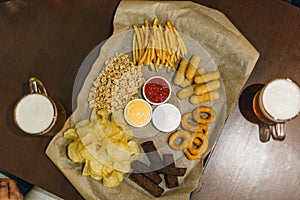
left=253, top=78, right=300, bottom=124
left=14, top=77, right=66, bottom=136
left=252, top=78, right=300, bottom=141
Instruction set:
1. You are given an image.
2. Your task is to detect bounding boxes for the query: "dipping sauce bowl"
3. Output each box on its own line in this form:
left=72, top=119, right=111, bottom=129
left=152, top=103, right=181, bottom=132
left=124, top=99, right=152, bottom=127
left=143, top=76, right=171, bottom=105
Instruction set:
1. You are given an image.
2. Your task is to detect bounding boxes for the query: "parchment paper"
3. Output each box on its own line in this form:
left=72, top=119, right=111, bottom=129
left=114, top=0, right=259, bottom=115
left=46, top=1, right=259, bottom=200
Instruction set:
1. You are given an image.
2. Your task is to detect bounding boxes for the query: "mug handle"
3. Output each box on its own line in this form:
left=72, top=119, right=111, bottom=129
left=258, top=123, right=271, bottom=142
left=29, top=77, right=48, bottom=96
left=270, top=123, right=286, bottom=140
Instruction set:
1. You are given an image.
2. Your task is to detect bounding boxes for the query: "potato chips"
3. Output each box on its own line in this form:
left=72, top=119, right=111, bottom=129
left=64, top=109, right=139, bottom=187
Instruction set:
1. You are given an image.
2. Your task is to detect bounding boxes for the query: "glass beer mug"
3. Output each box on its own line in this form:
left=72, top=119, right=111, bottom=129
left=14, top=77, right=66, bottom=136
left=252, top=78, right=300, bottom=141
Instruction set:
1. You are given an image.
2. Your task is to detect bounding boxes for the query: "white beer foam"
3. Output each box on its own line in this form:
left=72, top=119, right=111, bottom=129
left=15, top=94, right=54, bottom=134
left=262, top=79, right=300, bottom=120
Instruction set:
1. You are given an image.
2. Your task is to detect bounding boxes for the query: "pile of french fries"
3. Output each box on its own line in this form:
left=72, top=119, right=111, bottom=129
left=132, top=18, right=187, bottom=72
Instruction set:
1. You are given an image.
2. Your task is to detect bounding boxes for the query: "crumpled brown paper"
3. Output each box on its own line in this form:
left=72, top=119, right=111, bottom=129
left=114, top=0, right=259, bottom=115
left=46, top=1, right=259, bottom=200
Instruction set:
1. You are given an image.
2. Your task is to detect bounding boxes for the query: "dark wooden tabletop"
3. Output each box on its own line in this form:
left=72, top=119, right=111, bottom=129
left=0, top=0, right=299, bottom=199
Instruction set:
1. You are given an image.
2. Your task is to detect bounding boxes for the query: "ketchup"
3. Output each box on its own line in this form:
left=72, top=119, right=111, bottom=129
left=144, top=77, right=170, bottom=103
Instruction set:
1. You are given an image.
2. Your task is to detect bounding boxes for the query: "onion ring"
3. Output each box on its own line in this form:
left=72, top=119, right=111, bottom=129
left=181, top=112, right=209, bottom=135
left=192, top=106, right=216, bottom=124
left=184, top=148, right=199, bottom=160
left=168, top=130, right=192, bottom=151
left=184, top=132, right=208, bottom=160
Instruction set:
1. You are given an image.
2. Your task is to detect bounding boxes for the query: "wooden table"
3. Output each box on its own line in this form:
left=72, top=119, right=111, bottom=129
left=0, top=0, right=299, bottom=199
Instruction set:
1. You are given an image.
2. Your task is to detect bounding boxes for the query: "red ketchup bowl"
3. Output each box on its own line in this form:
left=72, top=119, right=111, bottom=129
left=142, top=76, right=171, bottom=105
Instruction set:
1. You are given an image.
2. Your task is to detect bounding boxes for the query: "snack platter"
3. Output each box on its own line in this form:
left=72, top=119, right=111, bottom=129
left=47, top=18, right=227, bottom=199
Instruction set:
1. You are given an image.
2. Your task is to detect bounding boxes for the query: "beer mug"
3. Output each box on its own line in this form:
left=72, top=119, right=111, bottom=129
left=252, top=78, right=300, bottom=141
left=13, top=77, right=66, bottom=136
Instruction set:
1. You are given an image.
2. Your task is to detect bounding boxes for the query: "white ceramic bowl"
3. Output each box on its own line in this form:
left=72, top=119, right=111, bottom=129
left=142, top=76, right=171, bottom=105
left=152, top=103, right=181, bottom=132
left=124, top=99, right=152, bottom=128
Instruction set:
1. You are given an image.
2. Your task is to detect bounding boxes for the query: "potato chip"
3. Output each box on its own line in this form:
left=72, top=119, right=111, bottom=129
left=127, top=140, right=139, bottom=155
left=101, top=121, right=115, bottom=137
left=82, top=160, right=90, bottom=176
left=67, top=140, right=85, bottom=163
left=102, top=165, right=114, bottom=177
left=89, top=171, right=103, bottom=181
left=107, top=125, right=121, bottom=138
left=108, top=132, right=127, bottom=144
left=103, top=170, right=123, bottom=188
left=90, top=160, right=104, bottom=175
left=79, top=146, right=97, bottom=162
left=112, top=110, right=133, bottom=138
left=97, top=109, right=110, bottom=124
left=63, top=108, right=140, bottom=188
left=64, top=129, right=78, bottom=140
left=77, top=123, right=101, bottom=155
left=88, top=164, right=103, bottom=181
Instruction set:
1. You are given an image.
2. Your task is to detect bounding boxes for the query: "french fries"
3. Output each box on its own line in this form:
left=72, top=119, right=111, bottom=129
left=132, top=18, right=187, bottom=72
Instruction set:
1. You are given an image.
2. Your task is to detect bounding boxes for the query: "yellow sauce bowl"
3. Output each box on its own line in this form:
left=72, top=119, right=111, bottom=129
left=124, top=99, right=152, bottom=127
